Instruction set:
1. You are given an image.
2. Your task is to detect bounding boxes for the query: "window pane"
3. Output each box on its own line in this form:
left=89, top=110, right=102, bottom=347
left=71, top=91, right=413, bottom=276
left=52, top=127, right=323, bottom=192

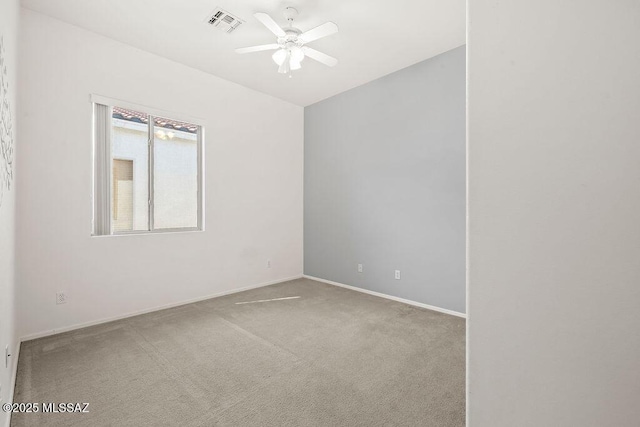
left=153, top=116, right=198, bottom=229
left=112, top=159, right=134, bottom=231
left=111, top=107, right=150, bottom=232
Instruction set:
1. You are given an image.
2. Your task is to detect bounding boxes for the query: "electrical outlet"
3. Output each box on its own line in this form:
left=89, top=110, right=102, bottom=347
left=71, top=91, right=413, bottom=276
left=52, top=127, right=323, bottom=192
left=267, top=260, right=271, bottom=268
left=56, top=291, right=66, bottom=304
left=357, top=264, right=363, bottom=273
left=395, top=270, right=401, bottom=280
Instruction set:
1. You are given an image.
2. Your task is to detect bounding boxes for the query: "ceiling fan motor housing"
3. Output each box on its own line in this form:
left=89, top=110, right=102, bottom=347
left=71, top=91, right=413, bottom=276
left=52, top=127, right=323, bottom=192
left=279, top=28, right=302, bottom=48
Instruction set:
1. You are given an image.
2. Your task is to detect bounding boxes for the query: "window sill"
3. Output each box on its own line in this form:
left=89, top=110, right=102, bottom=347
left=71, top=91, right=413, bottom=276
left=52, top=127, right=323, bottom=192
left=92, top=228, right=203, bottom=237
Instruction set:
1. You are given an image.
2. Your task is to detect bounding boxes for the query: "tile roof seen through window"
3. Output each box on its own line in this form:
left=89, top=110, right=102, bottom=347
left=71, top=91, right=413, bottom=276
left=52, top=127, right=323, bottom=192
left=112, top=107, right=198, bottom=134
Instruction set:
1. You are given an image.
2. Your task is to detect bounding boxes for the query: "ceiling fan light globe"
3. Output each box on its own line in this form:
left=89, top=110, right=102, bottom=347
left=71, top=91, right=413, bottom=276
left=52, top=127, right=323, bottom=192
left=290, top=46, right=305, bottom=63
left=272, top=49, right=287, bottom=66
left=290, top=60, right=302, bottom=71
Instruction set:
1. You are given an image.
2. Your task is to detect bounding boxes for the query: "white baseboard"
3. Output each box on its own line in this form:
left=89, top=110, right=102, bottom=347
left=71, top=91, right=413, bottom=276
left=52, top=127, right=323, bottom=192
left=20, top=275, right=304, bottom=342
left=303, top=275, right=466, bottom=319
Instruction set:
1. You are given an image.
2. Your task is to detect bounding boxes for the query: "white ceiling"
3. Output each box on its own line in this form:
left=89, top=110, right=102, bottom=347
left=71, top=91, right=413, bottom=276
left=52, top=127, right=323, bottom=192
left=22, top=0, right=465, bottom=106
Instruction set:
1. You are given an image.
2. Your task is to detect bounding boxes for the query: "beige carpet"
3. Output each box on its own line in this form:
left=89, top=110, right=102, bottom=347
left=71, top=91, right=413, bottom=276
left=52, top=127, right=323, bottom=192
left=12, top=278, right=465, bottom=426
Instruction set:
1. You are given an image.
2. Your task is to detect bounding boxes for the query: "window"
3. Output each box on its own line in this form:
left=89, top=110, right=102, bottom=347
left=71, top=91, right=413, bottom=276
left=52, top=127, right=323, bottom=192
left=93, top=100, right=203, bottom=235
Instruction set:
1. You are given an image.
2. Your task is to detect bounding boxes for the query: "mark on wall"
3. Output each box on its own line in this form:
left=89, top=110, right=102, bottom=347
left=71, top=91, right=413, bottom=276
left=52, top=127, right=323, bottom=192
left=0, top=35, right=15, bottom=208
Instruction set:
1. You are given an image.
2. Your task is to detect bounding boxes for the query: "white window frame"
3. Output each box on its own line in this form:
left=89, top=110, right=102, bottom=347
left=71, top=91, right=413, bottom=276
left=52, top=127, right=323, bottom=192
left=91, top=95, right=204, bottom=236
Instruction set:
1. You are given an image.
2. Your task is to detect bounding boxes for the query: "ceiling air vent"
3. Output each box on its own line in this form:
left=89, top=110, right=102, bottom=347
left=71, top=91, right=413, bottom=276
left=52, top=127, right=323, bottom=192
left=207, top=8, right=244, bottom=33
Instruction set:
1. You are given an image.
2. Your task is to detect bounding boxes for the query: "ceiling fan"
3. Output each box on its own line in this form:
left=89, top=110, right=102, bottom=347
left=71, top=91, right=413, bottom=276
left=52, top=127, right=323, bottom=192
left=235, top=7, right=338, bottom=75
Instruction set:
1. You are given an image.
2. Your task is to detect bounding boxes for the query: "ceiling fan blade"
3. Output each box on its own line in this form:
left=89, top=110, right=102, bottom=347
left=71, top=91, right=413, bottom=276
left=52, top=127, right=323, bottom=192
left=254, top=12, right=286, bottom=37
left=299, top=22, right=338, bottom=44
left=235, top=44, right=280, bottom=54
left=302, top=47, right=338, bottom=67
left=278, top=50, right=291, bottom=74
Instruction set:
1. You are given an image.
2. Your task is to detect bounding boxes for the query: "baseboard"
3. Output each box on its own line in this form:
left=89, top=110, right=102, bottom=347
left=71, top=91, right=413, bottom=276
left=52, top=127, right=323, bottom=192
left=20, top=275, right=304, bottom=342
left=303, top=275, right=466, bottom=319
left=4, top=341, right=21, bottom=427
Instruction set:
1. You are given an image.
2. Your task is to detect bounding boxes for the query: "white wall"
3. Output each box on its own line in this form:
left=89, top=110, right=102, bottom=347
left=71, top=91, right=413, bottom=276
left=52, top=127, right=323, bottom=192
left=468, top=1, right=640, bottom=426
left=0, top=0, right=19, bottom=424
left=16, top=9, right=303, bottom=339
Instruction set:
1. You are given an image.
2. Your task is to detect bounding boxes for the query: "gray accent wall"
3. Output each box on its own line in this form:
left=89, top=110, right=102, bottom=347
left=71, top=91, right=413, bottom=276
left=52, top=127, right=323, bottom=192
left=304, top=45, right=466, bottom=314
